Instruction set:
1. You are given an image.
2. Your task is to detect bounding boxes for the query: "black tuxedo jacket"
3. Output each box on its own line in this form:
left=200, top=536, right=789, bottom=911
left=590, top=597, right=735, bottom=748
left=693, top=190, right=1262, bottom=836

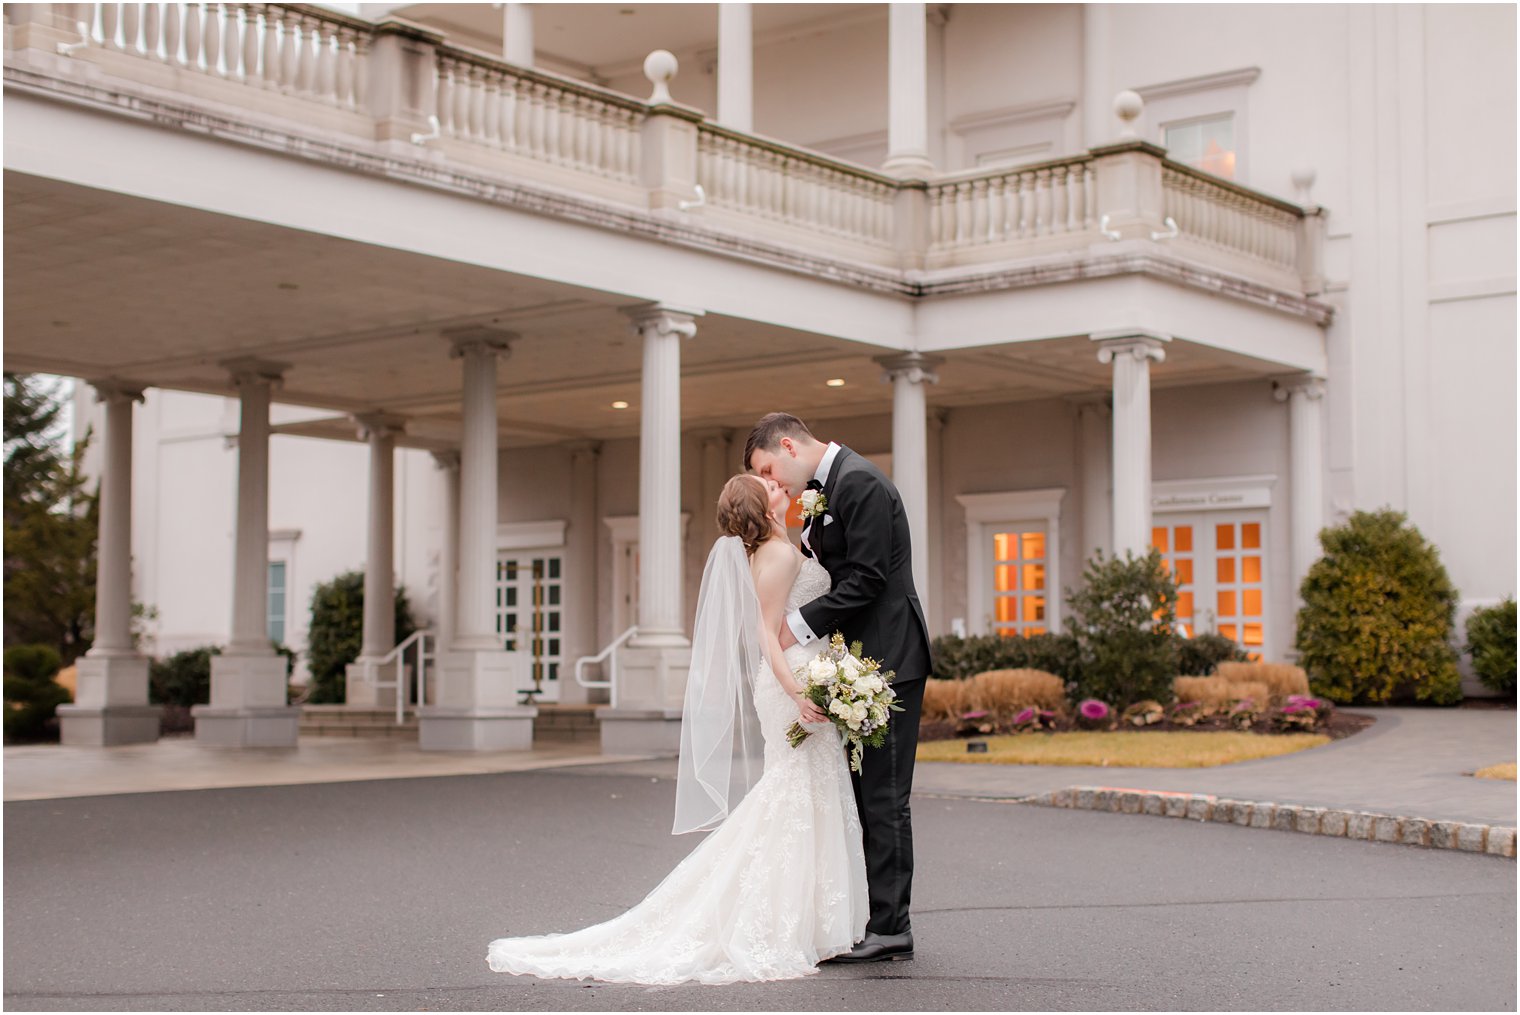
left=799, top=447, right=932, bottom=685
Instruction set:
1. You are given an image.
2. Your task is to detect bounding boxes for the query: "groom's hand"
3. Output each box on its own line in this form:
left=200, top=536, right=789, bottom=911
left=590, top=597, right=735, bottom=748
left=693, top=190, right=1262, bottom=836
left=779, top=625, right=798, bottom=649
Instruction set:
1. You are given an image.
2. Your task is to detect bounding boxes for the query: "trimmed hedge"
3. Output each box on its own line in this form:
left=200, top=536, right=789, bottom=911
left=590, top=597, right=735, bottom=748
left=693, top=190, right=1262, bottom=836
left=1066, top=548, right=1180, bottom=711
left=1295, top=509, right=1461, bottom=705
left=1465, top=598, right=1516, bottom=698
left=305, top=571, right=416, bottom=704
left=3, top=642, right=70, bottom=742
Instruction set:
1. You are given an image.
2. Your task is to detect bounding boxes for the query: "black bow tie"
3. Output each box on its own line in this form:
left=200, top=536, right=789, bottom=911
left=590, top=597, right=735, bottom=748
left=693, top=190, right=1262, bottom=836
left=806, top=478, right=823, bottom=492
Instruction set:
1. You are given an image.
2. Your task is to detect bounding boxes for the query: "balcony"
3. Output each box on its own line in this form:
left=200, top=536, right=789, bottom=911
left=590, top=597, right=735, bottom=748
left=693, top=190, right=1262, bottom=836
left=4, top=3, right=1329, bottom=324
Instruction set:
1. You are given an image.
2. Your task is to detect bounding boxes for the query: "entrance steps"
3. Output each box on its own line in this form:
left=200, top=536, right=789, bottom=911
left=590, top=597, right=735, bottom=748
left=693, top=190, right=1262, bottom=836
left=298, top=704, right=600, bottom=743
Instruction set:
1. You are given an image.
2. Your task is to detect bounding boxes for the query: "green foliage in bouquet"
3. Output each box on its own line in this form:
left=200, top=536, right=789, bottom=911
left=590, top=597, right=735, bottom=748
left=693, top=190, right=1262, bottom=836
left=1295, top=510, right=1461, bottom=705
left=786, top=633, right=904, bottom=773
left=1465, top=598, right=1516, bottom=698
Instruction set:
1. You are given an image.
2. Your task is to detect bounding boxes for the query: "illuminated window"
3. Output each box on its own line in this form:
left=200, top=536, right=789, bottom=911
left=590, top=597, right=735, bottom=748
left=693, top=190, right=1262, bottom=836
left=1152, top=513, right=1266, bottom=660
left=991, top=525, right=1047, bottom=638
left=496, top=554, right=564, bottom=689
left=1164, top=114, right=1236, bottom=180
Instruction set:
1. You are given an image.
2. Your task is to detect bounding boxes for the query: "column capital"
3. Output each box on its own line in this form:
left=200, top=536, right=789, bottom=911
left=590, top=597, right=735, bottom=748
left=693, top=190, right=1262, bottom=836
left=622, top=303, right=702, bottom=339
left=564, top=439, right=603, bottom=460
left=688, top=426, right=734, bottom=446
left=430, top=449, right=461, bottom=471
left=221, top=358, right=289, bottom=388
left=1092, top=331, right=1169, bottom=365
left=444, top=326, right=515, bottom=359
left=88, top=379, right=148, bottom=405
left=1272, top=375, right=1327, bottom=402
left=353, top=412, right=408, bottom=441
left=876, top=351, right=944, bottom=385
left=1064, top=391, right=1112, bottom=415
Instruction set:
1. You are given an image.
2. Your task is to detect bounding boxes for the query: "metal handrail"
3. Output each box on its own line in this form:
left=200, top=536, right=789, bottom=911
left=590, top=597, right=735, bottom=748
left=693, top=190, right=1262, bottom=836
left=366, top=629, right=434, bottom=725
left=574, top=626, right=637, bottom=709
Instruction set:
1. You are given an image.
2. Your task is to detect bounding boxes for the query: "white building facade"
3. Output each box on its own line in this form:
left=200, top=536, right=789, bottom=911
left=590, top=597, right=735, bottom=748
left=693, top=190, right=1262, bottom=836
left=6, top=3, right=1513, bottom=749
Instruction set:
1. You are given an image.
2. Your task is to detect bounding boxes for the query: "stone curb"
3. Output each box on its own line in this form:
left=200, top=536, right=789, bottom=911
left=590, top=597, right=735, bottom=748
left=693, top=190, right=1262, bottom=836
left=1021, top=785, right=1517, bottom=859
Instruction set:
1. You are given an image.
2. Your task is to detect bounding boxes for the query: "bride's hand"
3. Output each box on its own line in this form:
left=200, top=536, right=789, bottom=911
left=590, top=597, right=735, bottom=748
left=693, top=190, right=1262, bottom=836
left=793, top=693, right=827, bottom=725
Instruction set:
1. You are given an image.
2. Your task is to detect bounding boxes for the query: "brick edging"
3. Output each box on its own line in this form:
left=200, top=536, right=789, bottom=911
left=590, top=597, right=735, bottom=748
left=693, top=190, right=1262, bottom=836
left=1020, top=785, right=1517, bottom=859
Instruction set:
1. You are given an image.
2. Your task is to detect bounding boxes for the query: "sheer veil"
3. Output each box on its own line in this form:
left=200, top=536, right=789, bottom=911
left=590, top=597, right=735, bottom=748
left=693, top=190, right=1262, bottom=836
left=672, top=536, right=767, bottom=835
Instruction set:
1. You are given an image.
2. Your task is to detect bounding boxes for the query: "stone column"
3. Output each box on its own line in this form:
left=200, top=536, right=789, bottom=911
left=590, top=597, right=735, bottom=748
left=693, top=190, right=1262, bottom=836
left=430, top=450, right=461, bottom=660
left=59, top=381, right=160, bottom=746
left=419, top=328, right=537, bottom=750
left=345, top=413, right=405, bottom=708
left=1275, top=376, right=1327, bottom=603
left=697, top=429, right=734, bottom=553
left=1073, top=395, right=1113, bottom=564
left=501, top=2, right=534, bottom=66
left=884, top=2, right=933, bottom=177
left=561, top=440, right=602, bottom=706
left=1093, top=333, right=1168, bottom=558
left=195, top=361, right=301, bottom=747
left=927, top=408, right=948, bottom=633
left=877, top=352, right=942, bottom=612
left=599, top=304, right=702, bottom=754
left=717, top=3, right=753, bottom=132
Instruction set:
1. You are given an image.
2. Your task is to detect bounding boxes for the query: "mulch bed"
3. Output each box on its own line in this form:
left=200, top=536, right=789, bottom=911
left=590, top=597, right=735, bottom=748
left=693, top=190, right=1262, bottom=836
left=919, top=709, right=1377, bottom=744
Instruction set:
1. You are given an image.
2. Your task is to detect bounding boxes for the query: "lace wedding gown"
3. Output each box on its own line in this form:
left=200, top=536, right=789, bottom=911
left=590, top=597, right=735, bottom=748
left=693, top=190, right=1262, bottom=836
left=486, top=556, right=868, bottom=985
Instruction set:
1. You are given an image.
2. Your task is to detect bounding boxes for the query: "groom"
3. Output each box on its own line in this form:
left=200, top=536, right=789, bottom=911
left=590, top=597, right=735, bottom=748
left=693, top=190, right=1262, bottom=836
left=745, top=412, right=932, bottom=963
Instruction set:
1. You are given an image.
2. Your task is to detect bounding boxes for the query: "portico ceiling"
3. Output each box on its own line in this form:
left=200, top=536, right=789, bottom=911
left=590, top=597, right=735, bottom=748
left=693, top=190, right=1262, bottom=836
left=5, top=172, right=1293, bottom=451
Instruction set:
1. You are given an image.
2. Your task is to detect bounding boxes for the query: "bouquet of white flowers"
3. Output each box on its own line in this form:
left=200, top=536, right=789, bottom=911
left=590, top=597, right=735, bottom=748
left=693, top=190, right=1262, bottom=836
left=785, top=632, right=904, bottom=773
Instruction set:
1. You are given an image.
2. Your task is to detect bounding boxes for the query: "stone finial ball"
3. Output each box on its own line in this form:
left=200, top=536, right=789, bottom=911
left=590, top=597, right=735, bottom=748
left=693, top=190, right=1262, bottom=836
left=644, top=49, right=678, bottom=85
left=1113, top=90, right=1144, bottom=122
left=1291, top=165, right=1317, bottom=191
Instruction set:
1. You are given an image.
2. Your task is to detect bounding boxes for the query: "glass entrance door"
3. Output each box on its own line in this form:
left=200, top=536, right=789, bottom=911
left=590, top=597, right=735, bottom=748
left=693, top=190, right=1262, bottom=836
left=1152, top=511, right=1267, bottom=660
left=494, top=552, right=564, bottom=702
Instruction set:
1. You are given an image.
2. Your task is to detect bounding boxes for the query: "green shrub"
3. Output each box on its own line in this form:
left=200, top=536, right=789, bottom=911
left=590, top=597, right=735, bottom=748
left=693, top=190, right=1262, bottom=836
left=1066, top=548, right=1180, bottom=711
left=149, top=646, right=219, bottom=707
left=930, top=631, right=1079, bottom=683
left=1176, top=632, right=1250, bottom=676
left=1465, top=598, right=1516, bottom=698
left=3, top=664, right=72, bottom=743
left=305, top=571, right=415, bottom=704
left=3, top=644, right=63, bottom=684
left=1295, top=509, right=1461, bottom=705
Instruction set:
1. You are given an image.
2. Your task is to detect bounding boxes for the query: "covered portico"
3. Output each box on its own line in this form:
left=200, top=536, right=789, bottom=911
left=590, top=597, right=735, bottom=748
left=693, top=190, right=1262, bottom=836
left=5, top=3, right=1332, bottom=752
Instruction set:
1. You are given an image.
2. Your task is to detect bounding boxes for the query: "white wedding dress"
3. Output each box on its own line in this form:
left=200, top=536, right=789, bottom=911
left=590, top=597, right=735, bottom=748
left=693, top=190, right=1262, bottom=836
left=487, top=557, right=868, bottom=985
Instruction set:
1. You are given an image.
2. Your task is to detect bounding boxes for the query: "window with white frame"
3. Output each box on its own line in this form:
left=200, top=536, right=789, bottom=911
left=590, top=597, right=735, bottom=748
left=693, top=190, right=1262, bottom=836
left=1163, top=114, right=1236, bottom=180
left=267, top=560, right=287, bottom=645
left=957, top=490, right=1065, bottom=638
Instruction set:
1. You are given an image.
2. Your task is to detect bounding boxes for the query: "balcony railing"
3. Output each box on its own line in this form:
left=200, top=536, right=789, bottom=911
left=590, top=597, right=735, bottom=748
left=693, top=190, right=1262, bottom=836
left=5, top=2, right=1326, bottom=301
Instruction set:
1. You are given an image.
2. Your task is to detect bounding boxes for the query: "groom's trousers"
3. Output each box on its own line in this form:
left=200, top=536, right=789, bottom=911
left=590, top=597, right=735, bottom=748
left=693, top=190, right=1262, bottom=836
left=851, top=674, right=926, bottom=937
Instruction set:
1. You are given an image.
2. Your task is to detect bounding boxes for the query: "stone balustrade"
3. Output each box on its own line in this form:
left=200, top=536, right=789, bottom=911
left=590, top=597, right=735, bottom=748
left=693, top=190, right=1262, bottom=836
left=5, top=3, right=1327, bottom=301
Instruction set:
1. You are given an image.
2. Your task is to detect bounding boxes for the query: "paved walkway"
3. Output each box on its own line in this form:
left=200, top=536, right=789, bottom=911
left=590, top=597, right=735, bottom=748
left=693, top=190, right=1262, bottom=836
left=4, top=707, right=1514, bottom=830
left=913, top=706, right=1517, bottom=828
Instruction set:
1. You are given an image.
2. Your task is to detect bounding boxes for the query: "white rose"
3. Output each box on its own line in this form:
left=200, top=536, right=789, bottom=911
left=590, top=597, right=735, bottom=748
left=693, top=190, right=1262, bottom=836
left=851, top=701, right=869, bottom=722
left=829, top=699, right=851, bottom=719
left=840, top=655, right=864, bottom=679
left=846, top=717, right=863, bottom=731
left=806, top=657, right=835, bottom=684
left=799, top=490, right=820, bottom=514
left=858, top=675, right=883, bottom=695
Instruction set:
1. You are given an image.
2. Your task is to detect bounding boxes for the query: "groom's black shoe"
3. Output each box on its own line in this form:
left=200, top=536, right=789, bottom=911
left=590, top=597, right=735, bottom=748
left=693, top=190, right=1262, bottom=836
left=823, top=931, right=914, bottom=963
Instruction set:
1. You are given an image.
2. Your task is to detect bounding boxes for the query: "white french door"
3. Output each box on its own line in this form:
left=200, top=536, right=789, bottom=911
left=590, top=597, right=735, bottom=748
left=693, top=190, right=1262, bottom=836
left=1152, top=511, right=1268, bottom=660
left=494, top=552, right=564, bottom=702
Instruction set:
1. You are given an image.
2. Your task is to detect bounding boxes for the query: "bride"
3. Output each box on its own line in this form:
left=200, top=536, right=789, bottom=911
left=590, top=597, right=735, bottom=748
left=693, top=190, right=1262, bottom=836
left=486, top=474, right=868, bottom=984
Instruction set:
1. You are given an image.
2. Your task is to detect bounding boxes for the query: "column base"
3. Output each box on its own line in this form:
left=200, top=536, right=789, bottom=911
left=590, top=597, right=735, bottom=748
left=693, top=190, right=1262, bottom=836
left=595, top=707, right=684, bottom=754
left=57, top=704, right=161, bottom=747
left=191, top=705, right=302, bottom=747
left=417, top=706, right=538, bottom=751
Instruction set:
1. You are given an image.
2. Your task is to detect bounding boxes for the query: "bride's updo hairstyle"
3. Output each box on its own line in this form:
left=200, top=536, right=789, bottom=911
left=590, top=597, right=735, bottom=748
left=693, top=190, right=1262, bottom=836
left=717, top=474, right=772, bottom=557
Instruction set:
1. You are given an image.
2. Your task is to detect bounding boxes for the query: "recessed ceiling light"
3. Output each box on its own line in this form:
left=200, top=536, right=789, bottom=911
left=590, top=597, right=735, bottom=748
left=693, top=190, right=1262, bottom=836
left=611, top=400, right=630, bottom=409
left=825, top=378, right=846, bottom=387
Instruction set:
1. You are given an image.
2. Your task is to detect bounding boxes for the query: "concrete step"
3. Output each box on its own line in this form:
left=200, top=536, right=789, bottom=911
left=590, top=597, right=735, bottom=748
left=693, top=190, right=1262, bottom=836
left=300, top=706, right=418, bottom=740
left=533, top=705, right=600, bottom=743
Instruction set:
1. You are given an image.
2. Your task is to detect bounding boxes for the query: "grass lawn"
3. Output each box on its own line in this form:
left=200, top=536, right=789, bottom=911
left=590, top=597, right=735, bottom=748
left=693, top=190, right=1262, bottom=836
left=916, top=730, right=1330, bottom=768
left=1473, top=762, right=1517, bottom=781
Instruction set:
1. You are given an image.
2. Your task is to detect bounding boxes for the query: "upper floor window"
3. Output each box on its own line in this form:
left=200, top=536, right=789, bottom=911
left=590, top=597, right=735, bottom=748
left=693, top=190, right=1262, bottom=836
left=1164, top=114, right=1236, bottom=180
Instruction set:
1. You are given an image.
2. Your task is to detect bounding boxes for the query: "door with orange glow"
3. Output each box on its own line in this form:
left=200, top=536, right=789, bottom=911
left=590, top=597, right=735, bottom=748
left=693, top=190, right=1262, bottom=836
left=1152, top=512, right=1267, bottom=660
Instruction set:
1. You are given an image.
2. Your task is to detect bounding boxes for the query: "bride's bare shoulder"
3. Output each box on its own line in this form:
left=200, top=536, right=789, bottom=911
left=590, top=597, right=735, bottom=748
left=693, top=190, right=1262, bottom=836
left=751, top=535, right=801, bottom=574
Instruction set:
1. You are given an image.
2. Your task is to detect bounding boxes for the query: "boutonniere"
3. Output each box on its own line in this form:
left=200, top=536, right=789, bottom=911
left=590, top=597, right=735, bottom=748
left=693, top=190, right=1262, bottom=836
left=799, top=488, right=828, bottom=521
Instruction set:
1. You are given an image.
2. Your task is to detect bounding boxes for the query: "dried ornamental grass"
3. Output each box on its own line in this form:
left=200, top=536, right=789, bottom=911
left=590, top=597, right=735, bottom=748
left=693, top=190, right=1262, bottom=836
left=1173, top=676, right=1269, bottom=708
left=1215, top=661, right=1310, bottom=702
left=921, top=679, right=965, bottom=721
left=963, top=669, right=1067, bottom=714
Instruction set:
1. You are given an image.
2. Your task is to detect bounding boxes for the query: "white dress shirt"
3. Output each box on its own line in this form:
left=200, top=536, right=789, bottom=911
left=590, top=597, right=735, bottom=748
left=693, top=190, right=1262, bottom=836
left=786, top=442, right=841, bottom=646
